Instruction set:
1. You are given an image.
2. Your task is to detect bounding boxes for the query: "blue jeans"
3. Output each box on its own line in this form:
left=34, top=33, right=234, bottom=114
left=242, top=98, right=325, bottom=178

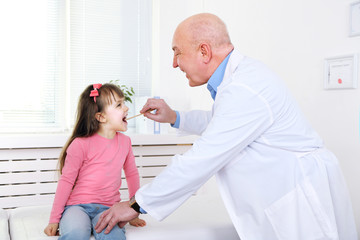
left=58, top=203, right=126, bottom=240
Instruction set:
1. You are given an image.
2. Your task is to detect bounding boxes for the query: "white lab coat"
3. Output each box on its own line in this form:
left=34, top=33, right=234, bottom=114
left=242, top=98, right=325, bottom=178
left=136, top=50, right=358, bottom=240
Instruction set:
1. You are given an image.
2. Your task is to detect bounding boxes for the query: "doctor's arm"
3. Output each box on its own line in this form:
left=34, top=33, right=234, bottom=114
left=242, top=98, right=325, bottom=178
left=135, top=85, right=274, bottom=220
left=140, top=97, right=213, bottom=136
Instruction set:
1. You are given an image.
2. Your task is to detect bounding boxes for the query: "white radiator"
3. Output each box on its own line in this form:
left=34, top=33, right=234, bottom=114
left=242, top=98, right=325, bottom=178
left=0, top=134, right=196, bottom=209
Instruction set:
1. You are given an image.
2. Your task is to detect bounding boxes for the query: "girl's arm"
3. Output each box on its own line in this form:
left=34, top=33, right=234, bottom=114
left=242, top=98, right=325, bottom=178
left=48, top=139, right=85, bottom=223
left=44, top=223, right=59, bottom=236
left=122, top=140, right=140, bottom=198
left=129, top=217, right=146, bottom=227
left=122, top=138, right=146, bottom=227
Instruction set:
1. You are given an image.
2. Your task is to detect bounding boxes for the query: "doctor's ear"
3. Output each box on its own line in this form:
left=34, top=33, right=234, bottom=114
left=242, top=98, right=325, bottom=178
left=95, top=112, right=106, bottom=123
left=199, top=43, right=212, bottom=63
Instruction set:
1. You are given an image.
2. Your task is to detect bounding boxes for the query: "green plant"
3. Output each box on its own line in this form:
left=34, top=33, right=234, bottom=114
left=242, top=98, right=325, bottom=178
left=109, top=80, right=135, bottom=103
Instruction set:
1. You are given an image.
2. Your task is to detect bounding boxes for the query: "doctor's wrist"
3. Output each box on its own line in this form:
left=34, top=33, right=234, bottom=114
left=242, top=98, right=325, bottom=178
left=170, top=111, right=180, bottom=128
left=170, top=110, right=177, bottom=125
left=129, top=196, right=147, bottom=214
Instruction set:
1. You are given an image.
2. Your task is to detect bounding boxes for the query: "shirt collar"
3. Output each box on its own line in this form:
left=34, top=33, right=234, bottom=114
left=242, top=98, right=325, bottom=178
left=207, top=50, right=233, bottom=100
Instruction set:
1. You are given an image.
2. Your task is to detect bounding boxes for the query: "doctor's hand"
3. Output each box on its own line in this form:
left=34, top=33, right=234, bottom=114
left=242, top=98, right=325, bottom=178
left=94, top=201, right=139, bottom=234
left=140, top=98, right=177, bottom=124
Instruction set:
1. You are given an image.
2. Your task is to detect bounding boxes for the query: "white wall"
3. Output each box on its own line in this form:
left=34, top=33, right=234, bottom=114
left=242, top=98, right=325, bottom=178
left=153, top=0, right=360, bottom=234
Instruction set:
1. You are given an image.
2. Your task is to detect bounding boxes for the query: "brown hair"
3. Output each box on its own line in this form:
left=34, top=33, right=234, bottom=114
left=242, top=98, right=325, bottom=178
left=58, top=83, right=124, bottom=174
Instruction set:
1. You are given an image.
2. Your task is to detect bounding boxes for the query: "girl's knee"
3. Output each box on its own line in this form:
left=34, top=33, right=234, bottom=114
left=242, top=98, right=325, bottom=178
left=59, top=230, right=91, bottom=240
left=93, top=226, right=126, bottom=240
left=59, top=205, right=92, bottom=240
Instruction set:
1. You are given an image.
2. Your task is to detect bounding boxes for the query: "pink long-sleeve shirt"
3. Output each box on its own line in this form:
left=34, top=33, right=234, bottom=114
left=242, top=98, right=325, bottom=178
left=49, top=132, right=139, bottom=223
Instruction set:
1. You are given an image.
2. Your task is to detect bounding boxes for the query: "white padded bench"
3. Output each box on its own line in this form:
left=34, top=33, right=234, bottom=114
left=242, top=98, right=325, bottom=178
left=0, top=208, right=10, bottom=240
left=6, top=197, right=239, bottom=240
left=4, top=179, right=240, bottom=240
left=0, top=134, right=240, bottom=240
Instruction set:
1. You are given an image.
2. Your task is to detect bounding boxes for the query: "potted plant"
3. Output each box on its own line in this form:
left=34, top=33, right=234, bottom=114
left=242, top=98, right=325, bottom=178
left=109, top=79, right=135, bottom=103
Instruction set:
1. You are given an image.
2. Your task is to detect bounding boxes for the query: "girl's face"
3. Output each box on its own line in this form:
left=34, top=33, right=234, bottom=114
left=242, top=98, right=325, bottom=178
left=102, top=94, right=129, bottom=133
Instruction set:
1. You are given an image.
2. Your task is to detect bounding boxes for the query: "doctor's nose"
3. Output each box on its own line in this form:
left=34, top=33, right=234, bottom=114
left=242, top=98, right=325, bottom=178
left=173, top=56, right=178, bottom=68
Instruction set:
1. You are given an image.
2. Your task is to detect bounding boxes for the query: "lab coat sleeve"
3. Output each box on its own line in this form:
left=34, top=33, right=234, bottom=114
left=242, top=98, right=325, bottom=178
left=136, top=81, right=274, bottom=221
left=177, top=110, right=213, bottom=136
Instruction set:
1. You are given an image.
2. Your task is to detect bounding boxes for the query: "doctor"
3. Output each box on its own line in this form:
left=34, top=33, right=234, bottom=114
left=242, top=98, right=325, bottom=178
left=95, top=13, right=357, bottom=239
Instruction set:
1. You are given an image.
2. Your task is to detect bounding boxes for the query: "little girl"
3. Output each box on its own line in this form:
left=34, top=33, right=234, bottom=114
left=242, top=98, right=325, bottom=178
left=44, top=83, right=145, bottom=240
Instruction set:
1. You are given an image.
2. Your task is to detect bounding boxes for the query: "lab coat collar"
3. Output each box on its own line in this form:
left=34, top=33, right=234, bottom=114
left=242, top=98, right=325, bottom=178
left=207, top=50, right=233, bottom=100
left=222, top=49, right=245, bottom=84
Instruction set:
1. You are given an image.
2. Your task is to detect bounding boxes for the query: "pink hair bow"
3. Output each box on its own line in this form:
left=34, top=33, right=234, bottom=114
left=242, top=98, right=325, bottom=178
left=90, top=84, right=102, bottom=103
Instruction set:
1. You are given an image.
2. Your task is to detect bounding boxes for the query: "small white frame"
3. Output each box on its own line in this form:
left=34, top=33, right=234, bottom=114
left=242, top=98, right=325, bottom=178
left=324, top=54, right=358, bottom=89
left=350, top=1, right=360, bottom=37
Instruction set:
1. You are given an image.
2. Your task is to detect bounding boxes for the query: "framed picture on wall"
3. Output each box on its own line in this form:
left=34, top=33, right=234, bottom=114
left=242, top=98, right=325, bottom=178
left=350, top=1, right=360, bottom=37
left=324, top=54, right=358, bottom=89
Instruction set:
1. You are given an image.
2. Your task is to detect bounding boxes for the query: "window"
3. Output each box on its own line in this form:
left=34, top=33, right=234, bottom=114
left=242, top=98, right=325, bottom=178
left=69, top=0, right=152, bottom=129
left=0, top=0, right=66, bottom=132
left=0, top=0, right=152, bottom=133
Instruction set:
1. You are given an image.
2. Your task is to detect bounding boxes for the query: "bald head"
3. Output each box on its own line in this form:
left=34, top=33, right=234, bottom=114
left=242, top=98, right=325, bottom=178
left=175, top=13, right=232, bottom=50
left=171, top=13, right=234, bottom=87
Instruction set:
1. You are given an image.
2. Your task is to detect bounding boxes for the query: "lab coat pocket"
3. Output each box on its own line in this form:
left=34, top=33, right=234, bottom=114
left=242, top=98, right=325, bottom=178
left=265, top=183, right=330, bottom=240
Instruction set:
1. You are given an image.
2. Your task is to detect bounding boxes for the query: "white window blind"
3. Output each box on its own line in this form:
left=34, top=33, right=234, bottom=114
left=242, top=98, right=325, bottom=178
left=0, top=0, right=66, bottom=132
left=69, top=0, right=152, bottom=127
left=0, top=0, right=152, bottom=133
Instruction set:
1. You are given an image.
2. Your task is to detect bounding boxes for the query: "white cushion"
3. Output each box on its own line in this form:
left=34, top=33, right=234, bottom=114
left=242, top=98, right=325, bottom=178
left=8, top=204, right=239, bottom=240
left=8, top=205, right=95, bottom=240
left=8, top=180, right=239, bottom=240
left=126, top=215, right=239, bottom=240
left=0, top=208, right=10, bottom=240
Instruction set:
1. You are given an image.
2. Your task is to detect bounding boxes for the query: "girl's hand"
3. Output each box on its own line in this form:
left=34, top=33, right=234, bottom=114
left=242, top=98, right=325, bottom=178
left=44, top=223, right=59, bottom=236
left=129, top=217, right=146, bottom=227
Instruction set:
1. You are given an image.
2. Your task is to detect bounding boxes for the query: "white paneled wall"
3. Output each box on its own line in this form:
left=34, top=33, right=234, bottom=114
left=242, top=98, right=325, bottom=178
left=0, top=134, right=196, bottom=209
left=0, top=148, right=60, bottom=209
